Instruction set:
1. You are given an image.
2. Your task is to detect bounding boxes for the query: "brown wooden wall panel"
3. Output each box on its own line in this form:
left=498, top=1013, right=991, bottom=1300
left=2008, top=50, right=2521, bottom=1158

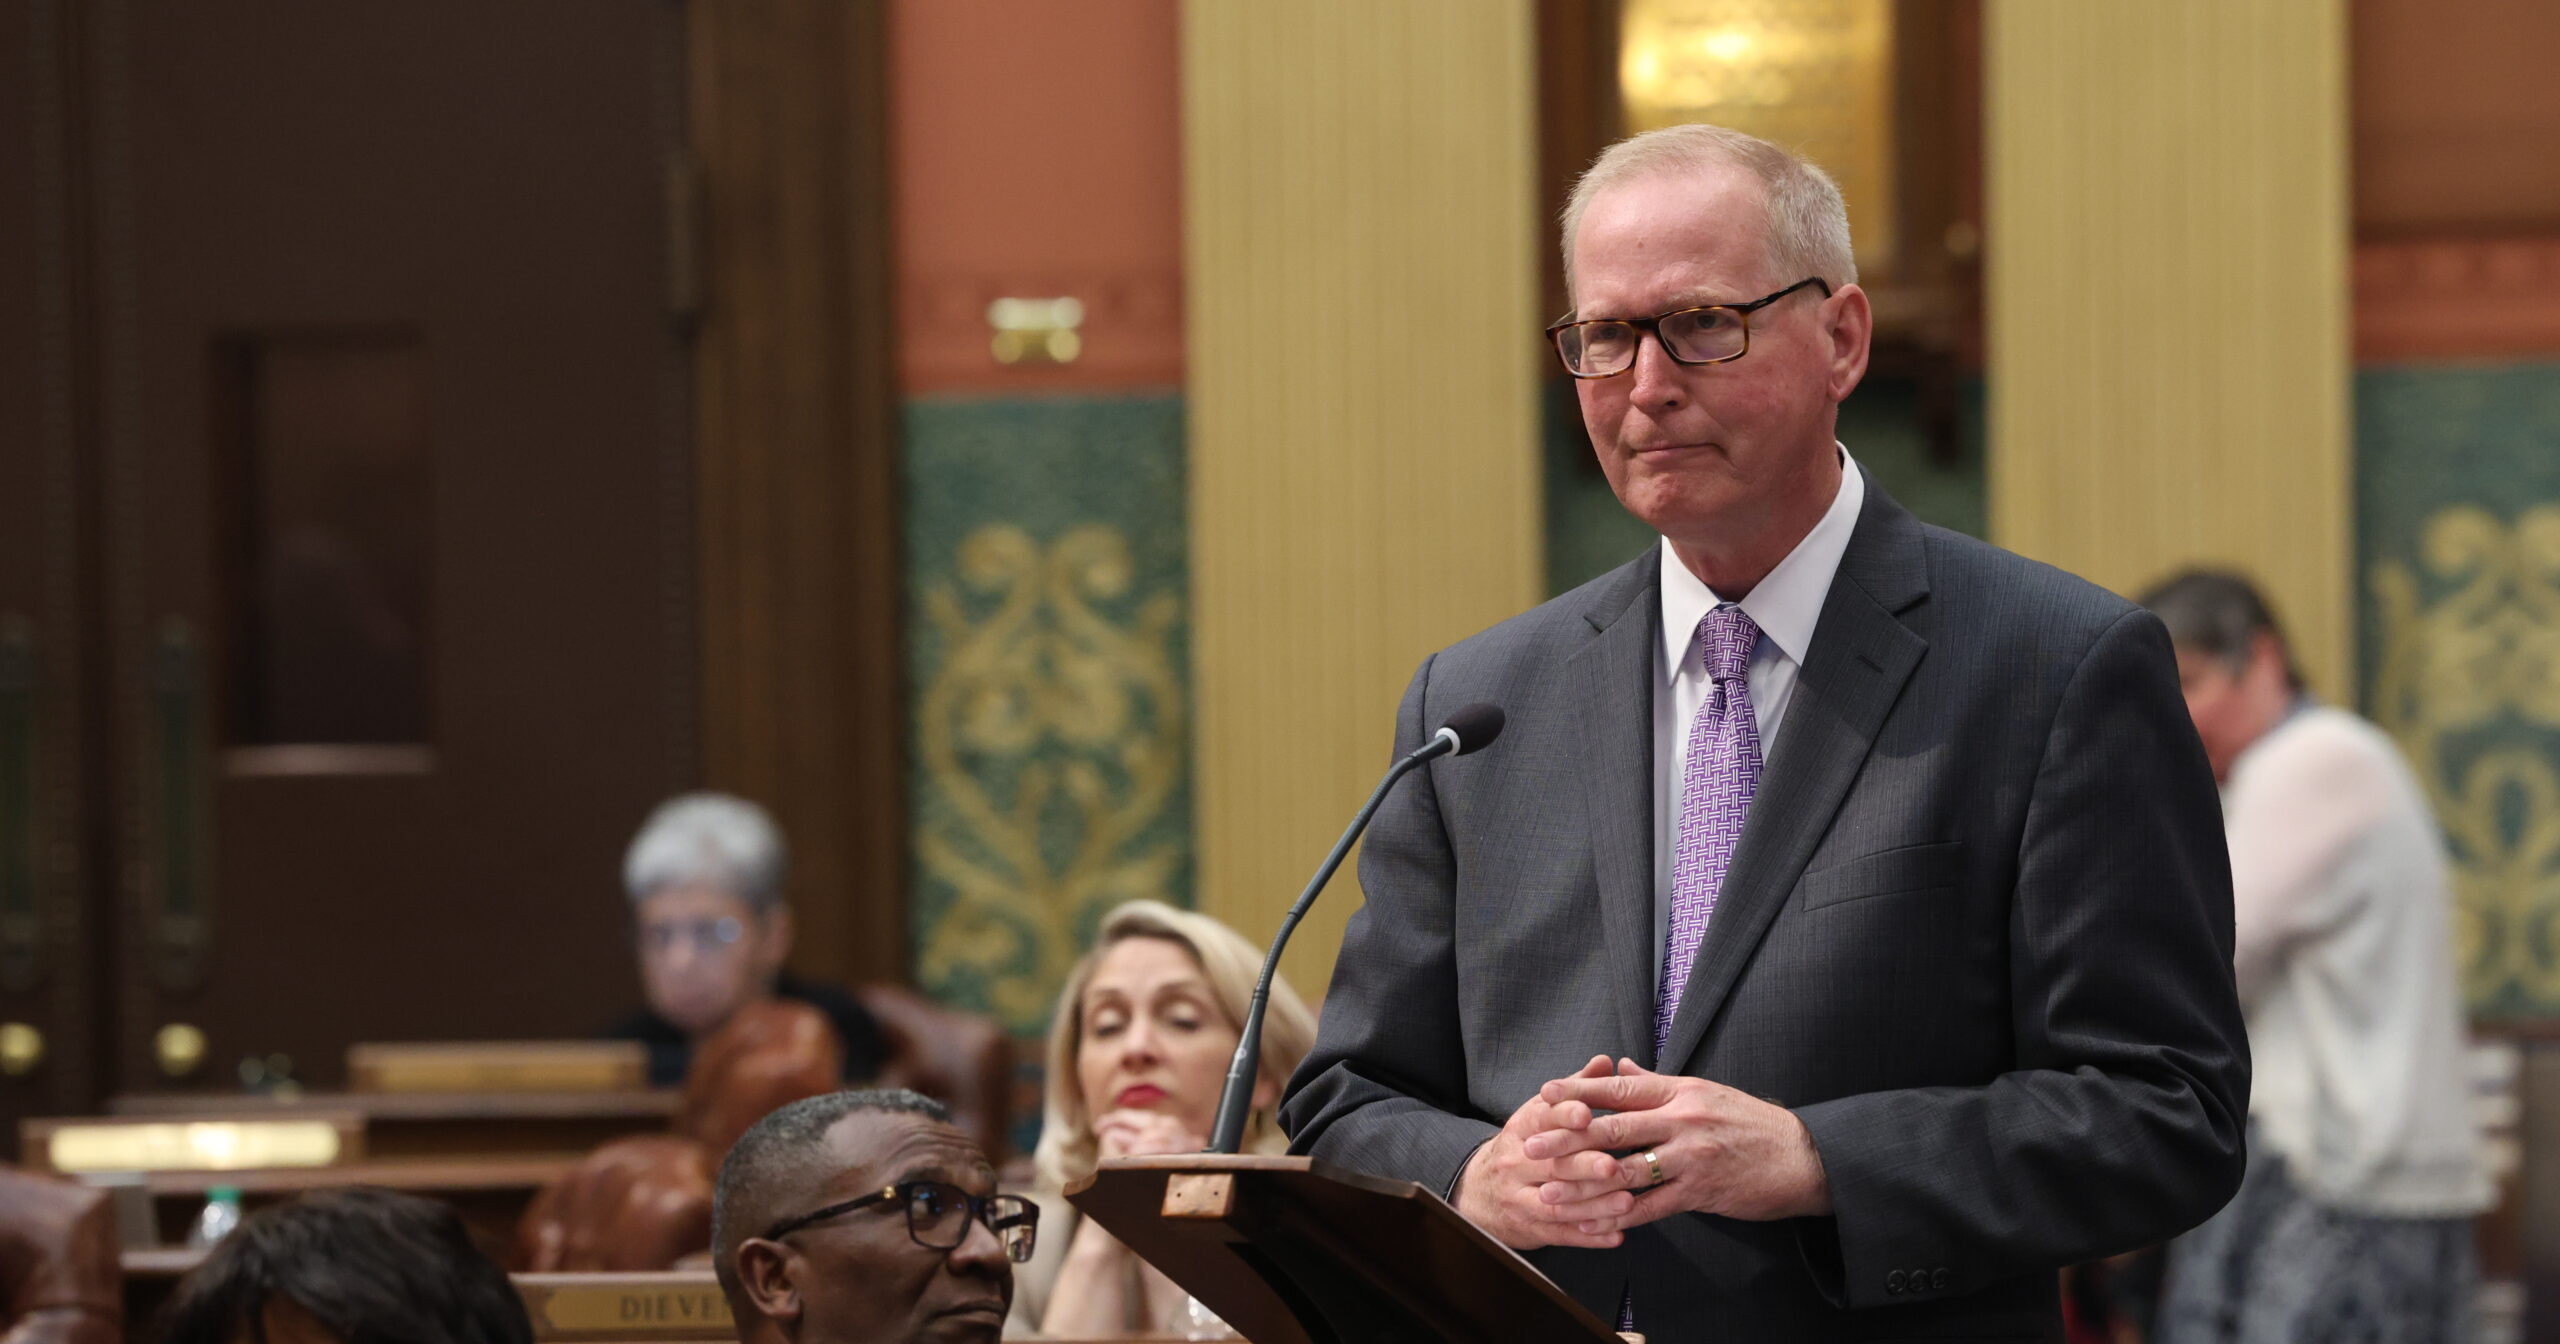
left=2349, top=0, right=2560, bottom=363
left=2353, top=0, right=2560, bottom=238
left=212, top=332, right=434, bottom=748
left=689, top=0, right=908, bottom=989
left=83, top=0, right=694, bottom=1090
left=889, top=0, right=1183, bottom=394
left=1535, top=0, right=1623, bottom=329
left=0, top=0, right=104, bottom=1158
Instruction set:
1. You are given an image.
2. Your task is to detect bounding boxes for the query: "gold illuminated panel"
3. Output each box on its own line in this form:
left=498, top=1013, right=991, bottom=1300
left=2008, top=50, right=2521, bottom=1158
left=1984, top=0, right=2350, bottom=700
left=346, top=1040, right=646, bottom=1094
left=40, top=1120, right=347, bottom=1173
left=1618, top=0, right=1896, bottom=269
left=1182, top=0, right=1543, bottom=1000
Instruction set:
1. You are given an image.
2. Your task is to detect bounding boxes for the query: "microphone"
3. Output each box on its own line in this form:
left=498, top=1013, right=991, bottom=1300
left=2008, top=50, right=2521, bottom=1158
left=1207, top=702, right=1507, bottom=1153
left=1423, top=701, right=1506, bottom=762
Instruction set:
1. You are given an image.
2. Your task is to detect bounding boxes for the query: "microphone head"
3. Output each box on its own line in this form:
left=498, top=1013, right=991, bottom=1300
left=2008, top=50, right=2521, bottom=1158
left=1439, top=703, right=1506, bottom=756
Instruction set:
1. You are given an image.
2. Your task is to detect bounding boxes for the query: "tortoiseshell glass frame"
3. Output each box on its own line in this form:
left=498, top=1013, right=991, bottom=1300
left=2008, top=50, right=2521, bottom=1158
left=1545, top=276, right=1833, bottom=378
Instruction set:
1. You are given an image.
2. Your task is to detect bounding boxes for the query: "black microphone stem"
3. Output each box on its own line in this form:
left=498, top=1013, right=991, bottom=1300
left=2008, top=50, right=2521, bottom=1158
left=1207, top=745, right=1440, bottom=1154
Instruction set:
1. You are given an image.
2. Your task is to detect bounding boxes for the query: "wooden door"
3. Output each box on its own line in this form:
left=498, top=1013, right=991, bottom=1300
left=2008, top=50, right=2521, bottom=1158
left=0, top=0, right=107, bottom=1153
left=82, top=0, right=696, bottom=1094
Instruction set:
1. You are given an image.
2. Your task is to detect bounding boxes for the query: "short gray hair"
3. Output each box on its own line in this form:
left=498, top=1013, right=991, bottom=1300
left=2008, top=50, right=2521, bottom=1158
left=711, top=1089, right=957, bottom=1298
left=1559, top=123, right=1856, bottom=309
left=622, top=792, right=787, bottom=911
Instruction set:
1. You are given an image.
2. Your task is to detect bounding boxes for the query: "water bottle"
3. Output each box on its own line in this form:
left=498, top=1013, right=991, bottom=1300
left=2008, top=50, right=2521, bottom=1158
left=188, top=1186, right=243, bottom=1247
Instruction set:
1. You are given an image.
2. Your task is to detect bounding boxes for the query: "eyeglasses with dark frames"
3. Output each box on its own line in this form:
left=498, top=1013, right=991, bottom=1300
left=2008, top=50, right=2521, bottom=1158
left=1545, top=276, right=1832, bottom=379
left=761, top=1180, right=1039, bottom=1263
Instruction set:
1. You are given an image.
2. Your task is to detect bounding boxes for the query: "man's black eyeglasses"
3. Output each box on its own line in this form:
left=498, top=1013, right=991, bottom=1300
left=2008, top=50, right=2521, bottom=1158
left=1545, top=276, right=1832, bottom=378
left=761, top=1180, right=1039, bottom=1263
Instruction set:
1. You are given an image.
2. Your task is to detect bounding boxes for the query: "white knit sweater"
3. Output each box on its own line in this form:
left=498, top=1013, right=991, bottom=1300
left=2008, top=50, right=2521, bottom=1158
left=2226, top=705, right=2490, bottom=1216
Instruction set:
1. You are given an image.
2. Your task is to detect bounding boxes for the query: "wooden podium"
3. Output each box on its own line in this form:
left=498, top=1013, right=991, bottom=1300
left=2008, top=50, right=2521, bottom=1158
left=1068, top=1154, right=1629, bottom=1344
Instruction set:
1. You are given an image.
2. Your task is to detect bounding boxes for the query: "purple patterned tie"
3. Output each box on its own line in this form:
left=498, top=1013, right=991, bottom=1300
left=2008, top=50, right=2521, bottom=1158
left=1655, top=604, right=1763, bottom=1056
left=1623, top=607, right=1763, bottom=1332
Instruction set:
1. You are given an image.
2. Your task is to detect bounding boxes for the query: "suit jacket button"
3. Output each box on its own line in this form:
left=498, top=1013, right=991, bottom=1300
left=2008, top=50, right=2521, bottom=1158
left=1931, top=1268, right=1950, bottom=1290
left=1885, top=1270, right=1907, bottom=1295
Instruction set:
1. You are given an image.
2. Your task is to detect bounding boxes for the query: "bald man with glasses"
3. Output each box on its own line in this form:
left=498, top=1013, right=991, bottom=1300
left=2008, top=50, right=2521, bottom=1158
left=714, top=1090, right=1036, bottom=1344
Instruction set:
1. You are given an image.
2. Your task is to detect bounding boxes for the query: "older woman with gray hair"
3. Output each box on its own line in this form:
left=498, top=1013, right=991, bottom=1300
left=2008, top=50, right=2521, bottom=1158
left=602, top=792, right=886, bottom=1087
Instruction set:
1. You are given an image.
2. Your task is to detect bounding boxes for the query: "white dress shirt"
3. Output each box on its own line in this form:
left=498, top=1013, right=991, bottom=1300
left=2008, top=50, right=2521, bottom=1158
left=2227, top=704, right=2490, bottom=1215
left=1649, top=449, right=1865, bottom=982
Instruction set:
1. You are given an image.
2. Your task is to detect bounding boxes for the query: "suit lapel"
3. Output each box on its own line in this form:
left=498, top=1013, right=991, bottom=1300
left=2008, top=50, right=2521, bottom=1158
left=1568, top=556, right=1661, bottom=1062
left=1656, top=488, right=1932, bottom=1077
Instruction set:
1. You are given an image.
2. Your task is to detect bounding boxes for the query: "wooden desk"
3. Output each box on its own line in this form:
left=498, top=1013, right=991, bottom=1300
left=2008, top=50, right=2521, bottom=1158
left=109, top=1088, right=680, bottom=1158
left=127, top=1153, right=579, bottom=1247
left=138, top=1152, right=578, bottom=1195
left=124, top=1257, right=1206, bottom=1344
left=114, top=1156, right=579, bottom=1326
left=122, top=1247, right=205, bottom=1278
left=119, top=1246, right=202, bottom=1329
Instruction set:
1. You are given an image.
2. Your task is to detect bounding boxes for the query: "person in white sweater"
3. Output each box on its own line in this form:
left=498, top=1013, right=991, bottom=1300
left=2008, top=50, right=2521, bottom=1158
left=2142, top=570, right=2488, bottom=1344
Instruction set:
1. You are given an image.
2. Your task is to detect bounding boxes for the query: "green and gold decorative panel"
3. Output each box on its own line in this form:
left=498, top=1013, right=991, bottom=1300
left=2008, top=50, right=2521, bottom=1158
left=2359, top=363, right=2560, bottom=1017
left=905, top=394, right=1191, bottom=1034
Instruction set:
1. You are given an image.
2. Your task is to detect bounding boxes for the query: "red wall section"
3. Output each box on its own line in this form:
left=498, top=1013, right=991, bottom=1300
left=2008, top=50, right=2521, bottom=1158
left=891, top=0, right=1183, bottom=394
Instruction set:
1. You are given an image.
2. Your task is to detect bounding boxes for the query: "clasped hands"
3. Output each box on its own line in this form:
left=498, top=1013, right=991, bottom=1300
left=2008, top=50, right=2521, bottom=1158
left=1453, top=1055, right=1832, bottom=1251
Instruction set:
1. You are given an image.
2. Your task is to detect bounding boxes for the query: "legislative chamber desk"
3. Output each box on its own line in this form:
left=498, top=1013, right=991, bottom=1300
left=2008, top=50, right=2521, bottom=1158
left=150, top=1151, right=573, bottom=1224
left=124, top=1260, right=1202, bottom=1344
left=106, top=1087, right=679, bottom=1158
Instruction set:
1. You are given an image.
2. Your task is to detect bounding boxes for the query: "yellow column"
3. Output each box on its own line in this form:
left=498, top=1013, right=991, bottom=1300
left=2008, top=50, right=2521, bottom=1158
left=1184, top=3, right=1543, bottom=997
left=1986, top=0, right=2352, bottom=697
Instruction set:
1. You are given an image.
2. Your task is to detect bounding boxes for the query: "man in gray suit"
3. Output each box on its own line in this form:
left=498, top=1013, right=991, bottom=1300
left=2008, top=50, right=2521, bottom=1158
left=1279, top=124, right=2250, bottom=1340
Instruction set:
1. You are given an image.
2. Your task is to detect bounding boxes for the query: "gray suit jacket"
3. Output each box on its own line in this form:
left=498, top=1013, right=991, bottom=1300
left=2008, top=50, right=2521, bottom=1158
left=1280, top=485, right=2249, bottom=1342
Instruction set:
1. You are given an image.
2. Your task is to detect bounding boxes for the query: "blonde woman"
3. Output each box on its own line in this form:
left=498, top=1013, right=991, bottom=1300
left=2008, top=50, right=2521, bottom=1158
left=1007, top=900, right=1315, bottom=1337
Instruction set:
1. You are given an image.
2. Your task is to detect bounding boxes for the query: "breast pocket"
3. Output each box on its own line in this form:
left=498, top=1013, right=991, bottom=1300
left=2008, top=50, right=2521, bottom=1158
left=1796, top=840, right=1964, bottom=912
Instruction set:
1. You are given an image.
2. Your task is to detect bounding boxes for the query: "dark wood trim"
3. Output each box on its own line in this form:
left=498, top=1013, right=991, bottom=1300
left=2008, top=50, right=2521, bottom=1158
left=1882, top=0, right=1982, bottom=374
left=687, top=0, right=908, bottom=989
left=1534, top=0, right=1622, bottom=328
left=2474, top=1017, right=2560, bottom=1044
left=1, top=0, right=113, bottom=1149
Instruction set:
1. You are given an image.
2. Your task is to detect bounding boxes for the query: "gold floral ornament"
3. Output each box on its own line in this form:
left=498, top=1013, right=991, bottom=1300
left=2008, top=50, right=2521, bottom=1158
left=2370, top=504, right=2560, bottom=1009
left=916, top=524, right=1185, bottom=1030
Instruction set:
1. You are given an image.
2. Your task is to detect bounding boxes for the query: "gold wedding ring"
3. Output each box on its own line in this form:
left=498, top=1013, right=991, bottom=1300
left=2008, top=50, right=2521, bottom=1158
left=1641, top=1150, right=1665, bottom=1189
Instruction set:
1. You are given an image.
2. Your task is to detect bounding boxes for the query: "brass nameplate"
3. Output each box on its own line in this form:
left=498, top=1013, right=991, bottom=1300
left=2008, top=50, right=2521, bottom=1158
left=1161, top=1172, right=1235, bottom=1220
left=45, top=1120, right=344, bottom=1173
left=349, top=1040, right=646, bottom=1094
left=521, top=1282, right=734, bottom=1341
